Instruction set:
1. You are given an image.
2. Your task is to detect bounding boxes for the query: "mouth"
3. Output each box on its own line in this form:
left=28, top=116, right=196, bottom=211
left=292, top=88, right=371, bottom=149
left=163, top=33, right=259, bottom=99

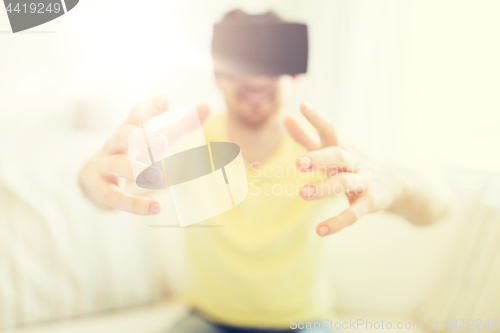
left=239, top=90, right=272, bottom=107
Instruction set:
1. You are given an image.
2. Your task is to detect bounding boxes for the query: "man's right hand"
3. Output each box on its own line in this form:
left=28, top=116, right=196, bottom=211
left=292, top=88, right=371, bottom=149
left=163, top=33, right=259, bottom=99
left=78, top=95, right=210, bottom=215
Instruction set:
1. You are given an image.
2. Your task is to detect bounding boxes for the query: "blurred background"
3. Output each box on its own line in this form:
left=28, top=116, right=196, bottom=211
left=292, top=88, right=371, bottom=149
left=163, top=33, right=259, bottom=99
left=0, top=0, right=499, bottom=332
left=2, top=0, right=499, bottom=172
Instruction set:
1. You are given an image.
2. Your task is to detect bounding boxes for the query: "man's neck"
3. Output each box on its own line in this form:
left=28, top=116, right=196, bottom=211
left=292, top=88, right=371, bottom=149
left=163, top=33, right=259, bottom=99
left=227, top=112, right=284, bottom=164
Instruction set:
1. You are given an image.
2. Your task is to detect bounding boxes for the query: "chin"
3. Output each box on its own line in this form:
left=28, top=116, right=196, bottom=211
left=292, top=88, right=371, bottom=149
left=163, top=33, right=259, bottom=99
left=240, top=105, right=273, bottom=126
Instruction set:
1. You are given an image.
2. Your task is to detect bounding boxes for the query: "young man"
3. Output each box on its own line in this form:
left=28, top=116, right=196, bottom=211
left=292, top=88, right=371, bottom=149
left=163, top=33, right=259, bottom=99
left=79, top=10, right=451, bottom=333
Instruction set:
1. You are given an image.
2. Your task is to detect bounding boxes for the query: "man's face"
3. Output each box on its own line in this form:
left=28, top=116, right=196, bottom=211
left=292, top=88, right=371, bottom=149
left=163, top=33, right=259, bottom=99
left=216, top=75, right=282, bottom=127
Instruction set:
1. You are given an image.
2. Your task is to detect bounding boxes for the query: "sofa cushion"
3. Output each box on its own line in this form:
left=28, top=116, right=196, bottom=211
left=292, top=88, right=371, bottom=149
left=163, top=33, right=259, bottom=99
left=416, top=200, right=500, bottom=332
left=0, top=128, right=181, bottom=329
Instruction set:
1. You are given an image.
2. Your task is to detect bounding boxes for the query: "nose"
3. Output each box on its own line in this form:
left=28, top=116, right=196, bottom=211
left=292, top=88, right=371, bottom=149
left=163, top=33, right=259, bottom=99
left=242, top=75, right=277, bottom=88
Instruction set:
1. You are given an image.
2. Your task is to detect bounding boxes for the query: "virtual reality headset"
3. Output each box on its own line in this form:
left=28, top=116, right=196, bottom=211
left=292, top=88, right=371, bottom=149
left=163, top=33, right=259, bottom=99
left=212, top=21, right=308, bottom=77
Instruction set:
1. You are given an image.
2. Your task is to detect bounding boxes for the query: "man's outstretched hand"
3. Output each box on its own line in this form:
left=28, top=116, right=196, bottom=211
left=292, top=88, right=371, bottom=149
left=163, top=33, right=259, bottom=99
left=284, top=102, right=452, bottom=237
left=78, top=95, right=210, bottom=215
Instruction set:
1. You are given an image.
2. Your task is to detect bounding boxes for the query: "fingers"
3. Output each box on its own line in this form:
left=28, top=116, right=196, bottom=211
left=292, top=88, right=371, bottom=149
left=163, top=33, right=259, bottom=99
left=103, top=125, right=168, bottom=156
left=103, top=125, right=136, bottom=155
left=101, top=154, right=135, bottom=180
left=100, top=154, right=160, bottom=185
left=113, top=98, right=210, bottom=157
left=91, top=96, right=212, bottom=216
left=196, top=103, right=211, bottom=125
left=296, top=146, right=364, bottom=174
left=299, top=173, right=366, bottom=200
left=123, top=95, right=210, bottom=132
left=140, top=103, right=211, bottom=151
left=284, top=115, right=321, bottom=151
left=123, top=95, right=169, bottom=126
left=92, top=176, right=162, bottom=215
left=153, top=103, right=211, bottom=138
left=136, top=166, right=164, bottom=187
left=106, top=185, right=163, bottom=215
left=316, top=195, right=374, bottom=236
left=300, top=102, right=339, bottom=147
left=100, top=155, right=163, bottom=187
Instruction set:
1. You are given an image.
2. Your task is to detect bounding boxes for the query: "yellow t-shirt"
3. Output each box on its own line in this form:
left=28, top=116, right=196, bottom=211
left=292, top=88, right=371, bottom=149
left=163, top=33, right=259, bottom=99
left=183, top=114, right=348, bottom=329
